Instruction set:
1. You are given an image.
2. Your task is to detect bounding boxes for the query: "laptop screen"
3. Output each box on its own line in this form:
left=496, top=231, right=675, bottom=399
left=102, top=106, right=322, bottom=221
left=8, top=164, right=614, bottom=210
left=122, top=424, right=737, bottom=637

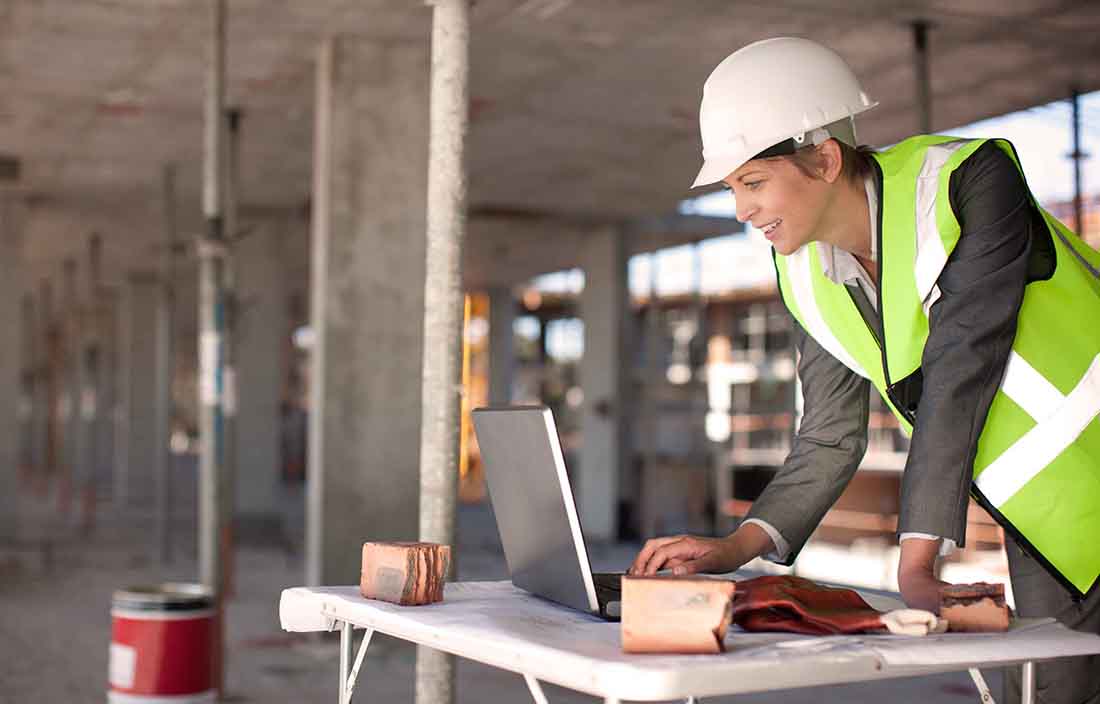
left=472, top=406, right=600, bottom=613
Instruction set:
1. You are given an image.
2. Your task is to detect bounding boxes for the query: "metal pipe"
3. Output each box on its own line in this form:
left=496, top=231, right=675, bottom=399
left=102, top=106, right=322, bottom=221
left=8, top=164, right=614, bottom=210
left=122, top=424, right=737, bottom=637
left=305, top=36, right=334, bottom=590
left=37, top=279, right=53, bottom=480
left=913, top=21, right=932, bottom=134
left=1071, top=87, right=1084, bottom=234
left=1021, top=661, right=1036, bottom=704
left=416, top=2, right=470, bottom=704
left=20, top=293, right=34, bottom=476
left=155, top=165, right=177, bottom=564
left=79, top=234, right=102, bottom=533
left=199, top=0, right=228, bottom=694
left=221, top=107, right=241, bottom=595
left=61, top=258, right=78, bottom=516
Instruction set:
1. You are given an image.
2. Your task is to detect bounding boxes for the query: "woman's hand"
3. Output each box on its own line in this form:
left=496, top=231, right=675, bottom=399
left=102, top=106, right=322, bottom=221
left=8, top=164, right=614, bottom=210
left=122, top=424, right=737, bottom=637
left=628, top=534, right=740, bottom=576
left=897, top=537, right=949, bottom=613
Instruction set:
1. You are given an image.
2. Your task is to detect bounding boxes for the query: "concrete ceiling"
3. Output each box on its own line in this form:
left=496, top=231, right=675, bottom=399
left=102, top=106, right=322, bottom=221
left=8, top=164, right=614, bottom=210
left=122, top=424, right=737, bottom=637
left=4, top=0, right=1100, bottom=294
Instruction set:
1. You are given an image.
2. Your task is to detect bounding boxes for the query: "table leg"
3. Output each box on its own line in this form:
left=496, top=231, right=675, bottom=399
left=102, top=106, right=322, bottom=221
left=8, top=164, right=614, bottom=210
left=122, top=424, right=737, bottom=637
left=337, top=622, right=375, bottom=704
left=523, top=674, right=550, bottom=704
left=967, top=668, right=995, bottom=703
left=1020, top=661, right=1036, bottom=704
left=340, top=622, right=352, bottom=704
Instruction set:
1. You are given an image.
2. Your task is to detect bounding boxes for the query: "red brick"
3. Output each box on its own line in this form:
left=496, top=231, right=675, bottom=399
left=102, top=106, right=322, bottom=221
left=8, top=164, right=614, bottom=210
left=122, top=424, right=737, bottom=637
left=360, top=542, right=451, bottom=606
left=940, top=582, right=1010, bottom=632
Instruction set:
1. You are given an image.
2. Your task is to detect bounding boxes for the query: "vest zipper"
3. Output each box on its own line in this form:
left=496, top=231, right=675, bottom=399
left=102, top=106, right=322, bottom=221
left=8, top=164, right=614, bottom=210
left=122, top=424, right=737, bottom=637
left=869, top=161, right=917, bottom=426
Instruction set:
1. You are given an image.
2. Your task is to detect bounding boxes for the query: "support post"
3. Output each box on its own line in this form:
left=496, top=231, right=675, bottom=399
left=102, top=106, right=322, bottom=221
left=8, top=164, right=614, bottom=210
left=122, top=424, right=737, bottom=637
left=417, top=2, right=470, bottom=704
left=60, top=258, right=78, bottom=518
left=1070, top=87, right=1085, bottom=235
left=155, top=166, right=177, bottom=564
left=199, top=0, right=228, bottom=695
left=0, top=200, right=24, bottom=529
left=75, top=235, right=103, bottom=533
left=37, top=279, right=54, bottom=490
left=578, top=227, right=630, bottom=541
left=488, top=288, right=515, bottom=406
left=221, top=106, right=241, bottom=593
left=913, top=20, right=932, bottom=134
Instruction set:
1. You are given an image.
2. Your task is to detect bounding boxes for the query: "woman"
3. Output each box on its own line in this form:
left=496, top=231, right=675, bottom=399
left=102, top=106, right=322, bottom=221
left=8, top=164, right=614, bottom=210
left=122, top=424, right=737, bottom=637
left=629, top=37, right=1100, bottom=704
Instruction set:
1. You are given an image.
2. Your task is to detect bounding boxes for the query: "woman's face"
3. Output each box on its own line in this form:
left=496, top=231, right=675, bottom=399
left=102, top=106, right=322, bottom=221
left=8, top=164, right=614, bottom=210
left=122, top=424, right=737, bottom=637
left=721, top=151, right=832, bottom=256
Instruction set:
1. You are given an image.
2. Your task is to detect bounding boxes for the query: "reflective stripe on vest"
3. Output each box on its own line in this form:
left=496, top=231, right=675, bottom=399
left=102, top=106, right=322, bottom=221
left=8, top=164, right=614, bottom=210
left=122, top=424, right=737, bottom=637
left=976, top=353, right=1100, bottom=507
left=783, top=244, right=870, bottom=379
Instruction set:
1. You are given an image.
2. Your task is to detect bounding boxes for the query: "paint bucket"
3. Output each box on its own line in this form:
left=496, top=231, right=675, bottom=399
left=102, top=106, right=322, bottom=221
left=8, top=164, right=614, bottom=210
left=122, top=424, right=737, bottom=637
left=109, top=583, right=215, bottom=703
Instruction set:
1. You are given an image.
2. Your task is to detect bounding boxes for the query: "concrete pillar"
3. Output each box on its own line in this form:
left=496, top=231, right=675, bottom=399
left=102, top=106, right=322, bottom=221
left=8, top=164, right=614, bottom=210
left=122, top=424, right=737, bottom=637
left=577, top=226, right=629, bottom=542
left=488, top=287, right=514, bottom=405
left=117, top=272, right=160, bottom=508
left=0, top=202, right=24, bottom=528
left=306, top=34, right=430, bottom=587
left=234, top=221, right=287, bottom=536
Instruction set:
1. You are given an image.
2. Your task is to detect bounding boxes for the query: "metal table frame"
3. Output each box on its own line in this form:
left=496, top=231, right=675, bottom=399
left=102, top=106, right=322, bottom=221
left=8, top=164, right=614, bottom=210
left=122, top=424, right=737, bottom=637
left=329, top=613, right=1037, bottom=704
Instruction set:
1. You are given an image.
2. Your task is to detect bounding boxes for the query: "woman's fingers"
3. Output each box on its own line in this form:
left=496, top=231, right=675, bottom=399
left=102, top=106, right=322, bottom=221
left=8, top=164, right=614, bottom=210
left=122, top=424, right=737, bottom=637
left=628, top=535, right=684, bottom=575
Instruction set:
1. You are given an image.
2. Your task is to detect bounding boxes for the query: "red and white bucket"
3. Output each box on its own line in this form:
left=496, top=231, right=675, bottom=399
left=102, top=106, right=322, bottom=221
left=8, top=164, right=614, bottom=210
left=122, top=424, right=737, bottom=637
left=108, top=583, right=215, bottom=703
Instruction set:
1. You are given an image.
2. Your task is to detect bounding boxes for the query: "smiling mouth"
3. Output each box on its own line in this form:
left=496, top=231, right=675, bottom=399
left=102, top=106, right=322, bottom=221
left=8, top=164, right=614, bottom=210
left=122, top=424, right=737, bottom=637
left=761, top=218, right=783, bottom=235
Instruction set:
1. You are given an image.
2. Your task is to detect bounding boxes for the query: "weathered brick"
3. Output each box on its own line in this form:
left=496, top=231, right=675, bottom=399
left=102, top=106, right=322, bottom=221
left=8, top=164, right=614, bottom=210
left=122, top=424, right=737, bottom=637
left=360, top=542, right=451, bottom=606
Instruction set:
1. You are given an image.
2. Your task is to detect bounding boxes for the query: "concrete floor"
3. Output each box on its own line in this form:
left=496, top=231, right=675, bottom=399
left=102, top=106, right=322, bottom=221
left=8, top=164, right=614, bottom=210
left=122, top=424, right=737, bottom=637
left=0, top=473, right=1003, bottom=704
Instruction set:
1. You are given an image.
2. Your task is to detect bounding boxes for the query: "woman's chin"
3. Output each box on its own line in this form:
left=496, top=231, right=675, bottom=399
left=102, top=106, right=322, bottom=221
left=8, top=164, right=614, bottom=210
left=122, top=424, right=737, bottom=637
left=771, top=238, right=800, bottom=256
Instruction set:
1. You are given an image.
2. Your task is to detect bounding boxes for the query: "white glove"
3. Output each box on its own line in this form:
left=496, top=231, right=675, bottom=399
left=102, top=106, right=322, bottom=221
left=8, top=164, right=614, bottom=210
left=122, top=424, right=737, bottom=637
left=880, top=608, right=949, bottom=636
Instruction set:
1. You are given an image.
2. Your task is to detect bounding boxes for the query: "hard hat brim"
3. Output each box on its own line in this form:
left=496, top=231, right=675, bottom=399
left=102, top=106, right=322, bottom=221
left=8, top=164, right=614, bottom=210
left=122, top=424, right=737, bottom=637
left=690, top=154, right=744, bottom=189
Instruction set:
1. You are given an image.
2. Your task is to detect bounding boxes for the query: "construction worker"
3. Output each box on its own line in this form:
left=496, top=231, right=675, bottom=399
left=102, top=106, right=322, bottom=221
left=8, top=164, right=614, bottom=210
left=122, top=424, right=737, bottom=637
left=629, top=37, right=1100, bottom=704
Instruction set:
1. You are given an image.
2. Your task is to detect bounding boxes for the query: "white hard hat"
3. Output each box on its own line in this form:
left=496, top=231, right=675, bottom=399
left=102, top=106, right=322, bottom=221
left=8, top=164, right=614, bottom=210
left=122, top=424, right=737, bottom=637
left=691, top=37, right=878, bottom=188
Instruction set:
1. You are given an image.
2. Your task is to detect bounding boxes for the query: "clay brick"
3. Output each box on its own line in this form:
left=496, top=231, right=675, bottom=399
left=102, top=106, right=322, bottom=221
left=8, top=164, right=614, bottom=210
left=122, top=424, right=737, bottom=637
left=940, top=582, right=1011, bottom=633
left=360, top=542, right=451, bottom=606
left=621, top=576, right=736, bottom=654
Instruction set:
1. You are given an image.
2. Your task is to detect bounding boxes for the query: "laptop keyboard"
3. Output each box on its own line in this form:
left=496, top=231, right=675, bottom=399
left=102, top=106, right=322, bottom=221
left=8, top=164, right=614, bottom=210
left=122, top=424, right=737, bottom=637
left=592, top=572, right=622, bottom=593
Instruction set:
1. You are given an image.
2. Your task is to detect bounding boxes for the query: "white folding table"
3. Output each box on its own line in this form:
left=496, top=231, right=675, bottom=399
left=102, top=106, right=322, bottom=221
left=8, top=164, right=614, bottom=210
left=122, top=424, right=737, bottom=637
left=279, top=581, right=1100, bottom=704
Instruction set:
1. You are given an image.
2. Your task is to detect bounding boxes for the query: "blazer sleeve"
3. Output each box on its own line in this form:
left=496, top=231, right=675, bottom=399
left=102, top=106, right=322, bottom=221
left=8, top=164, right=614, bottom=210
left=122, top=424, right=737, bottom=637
left=745, top=320, right=870, bottom=564
left=896, top=140, right=1047, bottom=544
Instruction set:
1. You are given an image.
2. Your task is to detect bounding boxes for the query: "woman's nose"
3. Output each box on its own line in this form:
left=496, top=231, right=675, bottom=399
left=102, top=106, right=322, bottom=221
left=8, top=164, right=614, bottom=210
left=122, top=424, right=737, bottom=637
left=735, top=198, right=755, bottom=224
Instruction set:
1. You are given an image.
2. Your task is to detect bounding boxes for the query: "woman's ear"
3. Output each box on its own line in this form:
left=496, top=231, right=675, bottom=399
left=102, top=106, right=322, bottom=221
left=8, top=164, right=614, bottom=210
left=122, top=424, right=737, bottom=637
left=818, top=139, right=844, bottom=184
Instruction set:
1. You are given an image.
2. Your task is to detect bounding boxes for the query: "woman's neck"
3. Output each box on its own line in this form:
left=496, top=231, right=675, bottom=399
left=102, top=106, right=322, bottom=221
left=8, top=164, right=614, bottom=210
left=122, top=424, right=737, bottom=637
left=818, top=177, right=873, bottom=262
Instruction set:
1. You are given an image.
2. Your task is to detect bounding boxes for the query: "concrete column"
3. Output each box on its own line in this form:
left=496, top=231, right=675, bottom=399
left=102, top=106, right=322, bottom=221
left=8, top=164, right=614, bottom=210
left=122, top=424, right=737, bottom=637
left=577, top=226, right=629, bottom=542
left=488, top=287, right=514, bottom=405
left=117, top=272, right=160, bottom=508
left=0, top=202, right=24, bottom=528
left=234, top=221, right=287, bottom=537
left=307, top=34, right=430, bottom=587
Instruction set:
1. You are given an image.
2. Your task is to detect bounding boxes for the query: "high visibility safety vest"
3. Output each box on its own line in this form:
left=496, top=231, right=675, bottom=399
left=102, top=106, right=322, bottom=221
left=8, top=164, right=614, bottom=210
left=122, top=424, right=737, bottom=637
left=774, top=135, right=1100, bottom=597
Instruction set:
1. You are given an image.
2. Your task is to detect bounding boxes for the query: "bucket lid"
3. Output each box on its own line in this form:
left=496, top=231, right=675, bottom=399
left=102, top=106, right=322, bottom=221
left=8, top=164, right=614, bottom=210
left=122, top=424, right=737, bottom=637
left=112, top=583, right=214, bottom=611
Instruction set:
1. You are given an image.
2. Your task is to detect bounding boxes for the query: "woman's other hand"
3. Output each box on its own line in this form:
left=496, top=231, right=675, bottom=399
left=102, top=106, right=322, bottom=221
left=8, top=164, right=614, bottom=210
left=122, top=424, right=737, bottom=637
left=898, top=536, right=949, bottom=613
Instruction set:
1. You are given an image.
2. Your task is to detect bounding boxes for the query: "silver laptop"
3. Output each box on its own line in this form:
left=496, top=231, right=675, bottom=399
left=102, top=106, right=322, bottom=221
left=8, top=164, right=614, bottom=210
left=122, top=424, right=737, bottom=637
left=471, top=405, right=622, bottom=620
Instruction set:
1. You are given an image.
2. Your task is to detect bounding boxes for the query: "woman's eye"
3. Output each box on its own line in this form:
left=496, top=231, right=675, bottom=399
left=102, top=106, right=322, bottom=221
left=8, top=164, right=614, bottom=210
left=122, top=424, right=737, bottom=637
left=744, top=181, right=762, bottom=190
